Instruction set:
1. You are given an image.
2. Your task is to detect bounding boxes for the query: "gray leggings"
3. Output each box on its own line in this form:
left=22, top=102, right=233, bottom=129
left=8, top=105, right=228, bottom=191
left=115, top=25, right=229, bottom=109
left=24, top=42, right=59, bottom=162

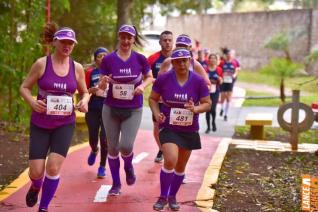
left=102, top=105, right=142, bottom=156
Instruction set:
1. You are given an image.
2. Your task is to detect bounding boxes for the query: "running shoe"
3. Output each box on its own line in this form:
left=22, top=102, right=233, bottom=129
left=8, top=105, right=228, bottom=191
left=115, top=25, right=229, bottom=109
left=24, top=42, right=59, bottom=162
left=125, top=166, right=136, bottom=185
left=154, top=150, right=163, bottom=163
left=224, top=115, right=228, bottom=121
left=182, top=176, right=187, bottom=184
left=87, top=149, right=98, bottom=166
left=97, top=166, right=106, bottom=178
left=205, top=128, right=210, bottom=134
left=219, top=109, right=223, bottom=116
left=168, top=196, right=180, bottom=211
left=153, top=196, right=168, bottom=211
left=26, top=186, right=40, bottom=207
left=108, top=184, right=121, bottom=196
left=38, top=208, right=48, bottom=212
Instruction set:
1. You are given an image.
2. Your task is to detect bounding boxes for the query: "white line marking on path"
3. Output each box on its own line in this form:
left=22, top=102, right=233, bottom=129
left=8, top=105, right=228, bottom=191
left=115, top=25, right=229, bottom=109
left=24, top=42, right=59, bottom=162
left=132, top=152, right=149, bottom=164
left=94, top=185, right=112, bottom=202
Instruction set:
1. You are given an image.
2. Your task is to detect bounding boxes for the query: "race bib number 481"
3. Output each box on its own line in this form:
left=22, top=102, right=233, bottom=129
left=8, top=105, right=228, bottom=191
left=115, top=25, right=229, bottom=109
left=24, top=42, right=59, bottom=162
left=169, top=108, right=193, bottom=126
left=112, top=84, right=134, bottom=100
left=47, top=95, right=73, bottom=116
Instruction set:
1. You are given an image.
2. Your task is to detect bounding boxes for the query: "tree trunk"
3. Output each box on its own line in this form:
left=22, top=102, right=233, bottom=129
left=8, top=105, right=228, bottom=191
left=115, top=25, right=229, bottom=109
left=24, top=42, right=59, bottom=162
left=280, top=78, right=285, bottom=103
left=115, top=0, right=134, bottom=48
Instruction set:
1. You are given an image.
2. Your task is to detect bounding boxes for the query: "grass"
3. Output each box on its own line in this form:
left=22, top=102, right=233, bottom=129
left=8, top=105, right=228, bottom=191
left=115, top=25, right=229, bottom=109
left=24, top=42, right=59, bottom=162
left=235, top=126, right=318, bottom=144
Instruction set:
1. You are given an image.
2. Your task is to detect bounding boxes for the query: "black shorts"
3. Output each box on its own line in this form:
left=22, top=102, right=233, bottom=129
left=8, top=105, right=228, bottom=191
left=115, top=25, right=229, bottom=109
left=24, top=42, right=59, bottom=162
left=221, top=83, right=234, bottom=92
left=152, top=103, right=163, bottom=122
left=159, top=128, right=201, bottom=150
left=29, top=122, right=75, bottom=160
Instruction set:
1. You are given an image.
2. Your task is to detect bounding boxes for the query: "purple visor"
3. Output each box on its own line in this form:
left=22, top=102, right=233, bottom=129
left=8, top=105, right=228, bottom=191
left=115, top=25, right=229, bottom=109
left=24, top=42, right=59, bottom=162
left=118, top=24, right=136, bottom=37
left=176, top=35, right=192, bottom=46
left=171, top=49, right=191, bottom=60
left=53, top=28, right=77, bottom=44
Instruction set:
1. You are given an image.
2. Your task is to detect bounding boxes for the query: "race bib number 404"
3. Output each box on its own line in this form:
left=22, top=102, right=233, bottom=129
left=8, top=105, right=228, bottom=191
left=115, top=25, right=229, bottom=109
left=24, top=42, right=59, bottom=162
left=112, top=84, right=134, bottom=100
left=169, top=108, right=194, bottom=126
left=47, top=95, right=73, bottom=116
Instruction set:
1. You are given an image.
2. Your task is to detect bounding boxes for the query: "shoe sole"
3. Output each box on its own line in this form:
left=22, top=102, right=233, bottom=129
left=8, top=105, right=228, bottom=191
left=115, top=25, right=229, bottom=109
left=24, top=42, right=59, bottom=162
left=108, top=192, right=121, bottom=196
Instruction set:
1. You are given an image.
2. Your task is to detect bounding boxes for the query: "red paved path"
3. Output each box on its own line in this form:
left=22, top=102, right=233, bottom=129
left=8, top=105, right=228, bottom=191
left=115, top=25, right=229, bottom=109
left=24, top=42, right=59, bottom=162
left=0, top=129, right=220, bottom=212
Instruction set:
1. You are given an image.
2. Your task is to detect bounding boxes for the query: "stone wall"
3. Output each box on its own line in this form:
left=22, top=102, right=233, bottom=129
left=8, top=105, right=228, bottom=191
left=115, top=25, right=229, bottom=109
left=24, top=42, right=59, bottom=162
left=166, top=9, right=318, bottom=75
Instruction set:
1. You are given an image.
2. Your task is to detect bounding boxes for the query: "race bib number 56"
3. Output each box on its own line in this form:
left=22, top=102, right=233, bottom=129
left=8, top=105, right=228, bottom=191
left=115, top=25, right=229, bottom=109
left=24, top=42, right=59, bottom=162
left=169, top=108, right=193, bottom=126
left=47, top=95, right=73, bottom=116
left=112, top=84, right=134, bottom=100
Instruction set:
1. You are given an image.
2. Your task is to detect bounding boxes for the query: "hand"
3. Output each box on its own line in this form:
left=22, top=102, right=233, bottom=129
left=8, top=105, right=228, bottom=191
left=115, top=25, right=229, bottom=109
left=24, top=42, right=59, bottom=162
left=75, top=99, right=88, bottom=113
left=98, top=75, right=112, bottom=90
left=156, top=112, right=166, bottom=123
left=88, top=87, right=99, bottom=94
left=184, top=98, right=196, bottom=113
left=133, top=85, right=144, bottom=96
left=31, top=99, right=47, bottom=113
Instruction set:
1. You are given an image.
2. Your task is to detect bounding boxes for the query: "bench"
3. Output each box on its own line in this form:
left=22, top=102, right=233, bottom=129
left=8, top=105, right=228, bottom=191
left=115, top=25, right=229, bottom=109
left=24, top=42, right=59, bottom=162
left=245, top=113, right=273, bottom=140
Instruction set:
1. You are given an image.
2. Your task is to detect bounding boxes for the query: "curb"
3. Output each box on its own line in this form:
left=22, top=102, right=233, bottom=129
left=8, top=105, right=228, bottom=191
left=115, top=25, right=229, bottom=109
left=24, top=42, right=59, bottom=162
left=0, top=142, right=89, bottom=202
left=196, top=138, right=231, bottom=211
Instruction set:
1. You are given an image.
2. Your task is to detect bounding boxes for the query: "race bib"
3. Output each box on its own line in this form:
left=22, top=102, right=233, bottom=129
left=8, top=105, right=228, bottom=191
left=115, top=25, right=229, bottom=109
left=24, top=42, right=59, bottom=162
left=169, top=108, right=193, bottom=126
left=223, top=75, right=233, bottom=83
left=112, top=84, right=134, bottom=100
left=47, top=95, right=73, bottom=116
left=210, top=84, right=216, bottom=93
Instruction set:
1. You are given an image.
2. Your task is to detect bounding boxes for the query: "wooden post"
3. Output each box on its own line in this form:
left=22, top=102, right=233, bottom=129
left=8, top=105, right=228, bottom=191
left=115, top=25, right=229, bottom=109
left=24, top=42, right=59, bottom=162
left=290, top=90, right=300, bottom=150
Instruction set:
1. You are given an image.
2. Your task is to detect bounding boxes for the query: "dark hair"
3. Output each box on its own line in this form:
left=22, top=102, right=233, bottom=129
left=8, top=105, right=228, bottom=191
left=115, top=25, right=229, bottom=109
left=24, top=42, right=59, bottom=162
left=160, top=30, right=173, bottom=39
left=221, top=47, right=230, bottom=55
left=132, top=25, right=144, bottom=48
left=42, top=22, right=59, bottom=44
left=209, top=53, right=219, bottom=60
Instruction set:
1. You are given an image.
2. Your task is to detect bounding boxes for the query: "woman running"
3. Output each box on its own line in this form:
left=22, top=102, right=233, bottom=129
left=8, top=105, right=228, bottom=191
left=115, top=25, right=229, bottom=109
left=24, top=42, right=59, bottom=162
left=149, top=48, right=211, bottom=211
left=85, top=47, right=109, bottom=178
left=205, top=53, right=223, bottom=133
left=98, top=24, right=153, bottom=195
left=20, top=23, right=89, bottom=212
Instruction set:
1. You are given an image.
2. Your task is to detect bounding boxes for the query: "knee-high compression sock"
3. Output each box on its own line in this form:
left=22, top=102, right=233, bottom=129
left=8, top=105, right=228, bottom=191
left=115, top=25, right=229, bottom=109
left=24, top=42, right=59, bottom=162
left=39, top=174, right=60, bottom=210
left=168, top=171, right=185, bottom=197
left=108, top=155, right=121, bottom=186
left=160, top=168, right=174, bottom=198
left=30, top=176, right=43, bottom=190
left=224, top=102, right=230, bottom=116
left=121, top=152, right=133, bottom=170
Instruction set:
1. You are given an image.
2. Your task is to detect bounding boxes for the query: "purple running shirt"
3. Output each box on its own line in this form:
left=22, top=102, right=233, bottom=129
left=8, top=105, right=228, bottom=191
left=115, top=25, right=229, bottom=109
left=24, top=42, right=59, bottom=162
left=152, top=70, right=209, bottom=132
left=100, top=50, right=150, bottom=108
left=31, top=55, right=77, bottom=129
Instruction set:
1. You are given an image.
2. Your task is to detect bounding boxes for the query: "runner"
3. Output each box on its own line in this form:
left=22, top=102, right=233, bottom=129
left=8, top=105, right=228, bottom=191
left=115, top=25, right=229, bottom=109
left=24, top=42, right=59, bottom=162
left=85, top=47, right=109, bottom=178
left=219, top=48, right=239, bottom=121
left=205, top=53, right=223, bottom=133
left=20, top=23, right=89, bottom=212
left=158, top=34, right=210, bottom=86
left=196, top=49, right=208, bottom=72
left=147, top=30, right=173, bottom=163
left=98, top=24, right=153, bottom=195
left=149, top=48, right=211, bottom=211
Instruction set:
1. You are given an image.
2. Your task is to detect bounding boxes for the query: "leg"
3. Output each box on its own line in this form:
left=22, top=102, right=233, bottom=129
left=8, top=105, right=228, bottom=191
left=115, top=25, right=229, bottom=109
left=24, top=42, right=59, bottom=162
left=211, top=92, right=219, bottom=131
left=85, top=110, right=100, bottom=166
left=120, top=108, right=142, bottom=185
left=97, top=110, right=107, bottom=178
left=153, top=121, right=163, bottom=163
left=102, top=105, right=121, bottom=193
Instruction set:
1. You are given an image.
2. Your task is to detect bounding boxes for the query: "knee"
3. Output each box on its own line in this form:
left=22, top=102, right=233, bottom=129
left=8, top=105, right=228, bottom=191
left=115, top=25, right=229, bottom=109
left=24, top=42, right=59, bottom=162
left=163, top=156, right=177, bottom=170
left=29, top=167, right=45, bottom=179
left=120, top=145, right=133, bottom=156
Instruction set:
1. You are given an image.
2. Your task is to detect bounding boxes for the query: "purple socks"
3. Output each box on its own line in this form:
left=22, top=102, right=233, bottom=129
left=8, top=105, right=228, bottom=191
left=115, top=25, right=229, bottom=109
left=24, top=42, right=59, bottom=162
left=30, top=177, right=43, bottom=190
left=160, top=168, right=174, bottom=198
left=168, top=172, right=185, bottom=197
left=121, top=152, right=133, bottom=170
left=39, top=175, right=60, bottom=210
left=108, top=155, right=121, bottom=186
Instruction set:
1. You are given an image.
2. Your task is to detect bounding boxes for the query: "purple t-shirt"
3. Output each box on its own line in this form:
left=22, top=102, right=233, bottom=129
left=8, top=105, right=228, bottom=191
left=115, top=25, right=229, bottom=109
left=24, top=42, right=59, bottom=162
left=100, top=50, right=150, bottom=108
left=152, top=70, right=209, bottom=132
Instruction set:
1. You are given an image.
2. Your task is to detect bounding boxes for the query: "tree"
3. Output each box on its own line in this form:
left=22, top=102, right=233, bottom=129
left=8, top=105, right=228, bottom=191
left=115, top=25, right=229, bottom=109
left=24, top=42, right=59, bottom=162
left=261, top=58, right=303, bottom=103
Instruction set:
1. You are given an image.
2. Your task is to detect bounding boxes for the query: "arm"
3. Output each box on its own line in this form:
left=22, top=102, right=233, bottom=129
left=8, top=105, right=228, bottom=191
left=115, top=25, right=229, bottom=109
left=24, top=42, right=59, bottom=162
left=19, top=58, right=46, bottom=113
left=75, top=62, right=89, bottom=113
left=184, top=96, right=211, bottom=114
left=149, top=90, right=166, bottom=123
left=194, top=60, right=211, bottom=86
left=134, top=71, right=154, bottom=95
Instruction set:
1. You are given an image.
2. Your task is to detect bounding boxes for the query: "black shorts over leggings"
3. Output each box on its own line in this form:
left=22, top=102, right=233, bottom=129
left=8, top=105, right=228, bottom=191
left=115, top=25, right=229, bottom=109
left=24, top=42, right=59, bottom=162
left=29, top=122, right=75, bottom=160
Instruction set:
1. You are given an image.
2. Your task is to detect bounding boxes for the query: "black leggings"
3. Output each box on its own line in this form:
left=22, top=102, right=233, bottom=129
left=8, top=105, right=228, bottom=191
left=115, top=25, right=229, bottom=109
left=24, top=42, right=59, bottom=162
left=85, top=109, right=107, bottom=167
left=206, top=92, right=219, bottom=129
left=29, top=122, right=75, bottom=160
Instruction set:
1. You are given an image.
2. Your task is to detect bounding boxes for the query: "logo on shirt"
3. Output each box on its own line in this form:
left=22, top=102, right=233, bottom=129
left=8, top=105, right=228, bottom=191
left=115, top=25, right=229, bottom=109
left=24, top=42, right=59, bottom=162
left=119, top=68, right=131, bottom=75
left=174, top=93, right=188, bottom=101
left=53, top=83, right=67, bottom=90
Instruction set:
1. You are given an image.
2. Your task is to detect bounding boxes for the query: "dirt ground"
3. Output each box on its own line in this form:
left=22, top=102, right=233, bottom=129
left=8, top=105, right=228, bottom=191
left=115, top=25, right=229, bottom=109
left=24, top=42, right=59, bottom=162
left=212, top=145, right=318, bottom=211
left=0, top=121, right=88, bottom=191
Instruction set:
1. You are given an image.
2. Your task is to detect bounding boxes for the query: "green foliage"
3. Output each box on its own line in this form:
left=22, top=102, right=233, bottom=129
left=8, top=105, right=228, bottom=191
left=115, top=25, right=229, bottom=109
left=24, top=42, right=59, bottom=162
left=260, top=58, right=303, bottom=79
left=305, top=49, right=318, bottom=64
